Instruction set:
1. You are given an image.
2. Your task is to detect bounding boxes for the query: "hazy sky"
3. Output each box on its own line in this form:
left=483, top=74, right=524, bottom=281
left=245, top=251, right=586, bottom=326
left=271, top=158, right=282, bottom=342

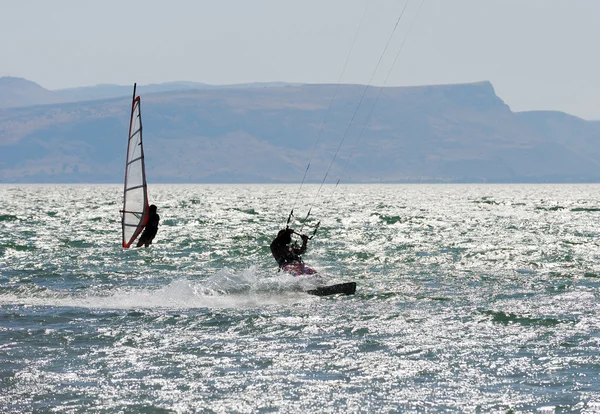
left=2, top=0, right=600, bottom=119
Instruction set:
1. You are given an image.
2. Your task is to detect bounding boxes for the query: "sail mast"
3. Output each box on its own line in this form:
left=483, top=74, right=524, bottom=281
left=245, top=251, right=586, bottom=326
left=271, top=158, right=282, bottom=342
left=121, top=83, right=149, bottom=248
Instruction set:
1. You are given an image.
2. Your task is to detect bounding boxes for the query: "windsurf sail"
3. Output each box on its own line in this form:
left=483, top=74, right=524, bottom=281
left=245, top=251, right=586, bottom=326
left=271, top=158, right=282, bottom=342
left=121, top=83, right=149, bottom=248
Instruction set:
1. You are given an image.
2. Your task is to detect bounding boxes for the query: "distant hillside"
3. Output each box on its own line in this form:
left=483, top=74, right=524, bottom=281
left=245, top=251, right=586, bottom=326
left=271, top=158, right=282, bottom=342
left=1, top=80, right=600, bottom=183
left=0, top=76, right=300, bottom=109
left=0, top=77, right=56, bottom=108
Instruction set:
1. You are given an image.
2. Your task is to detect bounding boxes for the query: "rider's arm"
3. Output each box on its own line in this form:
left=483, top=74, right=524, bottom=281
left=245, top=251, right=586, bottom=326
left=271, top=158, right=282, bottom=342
left=294, top=235, right=308, bottom=255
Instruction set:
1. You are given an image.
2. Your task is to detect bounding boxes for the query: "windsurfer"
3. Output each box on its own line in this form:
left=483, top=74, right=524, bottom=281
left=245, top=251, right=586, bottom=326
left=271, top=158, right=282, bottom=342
left=270, top=228, right=312, bottom=273
left=136, top=204, right=160, bottom=248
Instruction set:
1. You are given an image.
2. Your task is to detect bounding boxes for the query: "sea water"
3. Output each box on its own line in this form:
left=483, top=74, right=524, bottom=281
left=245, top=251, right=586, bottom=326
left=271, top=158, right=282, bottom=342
left=1, top=184, right=599, bottom=413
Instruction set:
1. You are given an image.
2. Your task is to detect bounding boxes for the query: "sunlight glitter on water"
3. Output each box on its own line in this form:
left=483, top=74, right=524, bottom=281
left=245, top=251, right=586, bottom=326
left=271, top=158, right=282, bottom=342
left=2, top=184, right=600, bottom=412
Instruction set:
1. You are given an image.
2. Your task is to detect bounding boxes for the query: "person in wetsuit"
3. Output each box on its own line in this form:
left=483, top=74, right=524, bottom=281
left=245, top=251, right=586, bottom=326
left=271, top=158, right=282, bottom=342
left=270, top=227, right=308, bottom=269
left=136, top=204, right=160, bottom=248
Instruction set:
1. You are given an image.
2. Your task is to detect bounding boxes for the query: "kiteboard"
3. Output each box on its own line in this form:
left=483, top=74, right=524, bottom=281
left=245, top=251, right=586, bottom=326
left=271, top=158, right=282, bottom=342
left=305, top=282, right=356, bottom=297
left=281, top=261, right=356, bottom=296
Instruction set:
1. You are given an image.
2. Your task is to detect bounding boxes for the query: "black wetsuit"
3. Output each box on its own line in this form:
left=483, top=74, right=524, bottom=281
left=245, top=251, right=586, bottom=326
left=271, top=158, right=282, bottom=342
left=270, top=230, right=307, bottom=268
left=137, top=212, right=160, bottom=247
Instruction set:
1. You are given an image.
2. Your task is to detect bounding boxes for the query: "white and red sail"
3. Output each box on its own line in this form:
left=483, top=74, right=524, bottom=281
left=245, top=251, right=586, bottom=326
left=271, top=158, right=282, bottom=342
left=121, top=83, right=149, bottom=248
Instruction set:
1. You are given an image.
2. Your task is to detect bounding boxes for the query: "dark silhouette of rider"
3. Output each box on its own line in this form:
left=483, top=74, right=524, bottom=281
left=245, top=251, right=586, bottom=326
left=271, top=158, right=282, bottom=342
left=270, top=228, right=308, bottom=269
left=137, top=204, right=160, bottom=248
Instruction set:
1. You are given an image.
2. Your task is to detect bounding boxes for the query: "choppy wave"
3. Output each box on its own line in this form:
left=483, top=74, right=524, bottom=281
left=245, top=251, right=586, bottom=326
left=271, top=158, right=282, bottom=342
left=0, top=265, right=333, bottom=310
left=0, top=214, right=19, bottom=222
left=1, top=184, right=600, bottom=412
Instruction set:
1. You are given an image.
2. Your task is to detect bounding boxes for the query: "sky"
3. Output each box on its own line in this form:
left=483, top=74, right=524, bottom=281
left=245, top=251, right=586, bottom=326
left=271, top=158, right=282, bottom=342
left=2, top=0, right=600, bottom=119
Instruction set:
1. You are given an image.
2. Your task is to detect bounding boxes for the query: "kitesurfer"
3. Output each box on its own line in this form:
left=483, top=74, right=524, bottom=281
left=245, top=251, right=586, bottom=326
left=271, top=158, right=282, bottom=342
left=136, top=204, right=160, bottom=248
left=270, top=228, right=309, bottom=269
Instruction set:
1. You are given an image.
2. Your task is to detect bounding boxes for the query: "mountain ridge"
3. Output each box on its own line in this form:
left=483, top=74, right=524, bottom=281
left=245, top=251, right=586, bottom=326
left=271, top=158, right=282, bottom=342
left=0, top=77, right=303, bottom=109
left=1, top=78, right=599, bottom=183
